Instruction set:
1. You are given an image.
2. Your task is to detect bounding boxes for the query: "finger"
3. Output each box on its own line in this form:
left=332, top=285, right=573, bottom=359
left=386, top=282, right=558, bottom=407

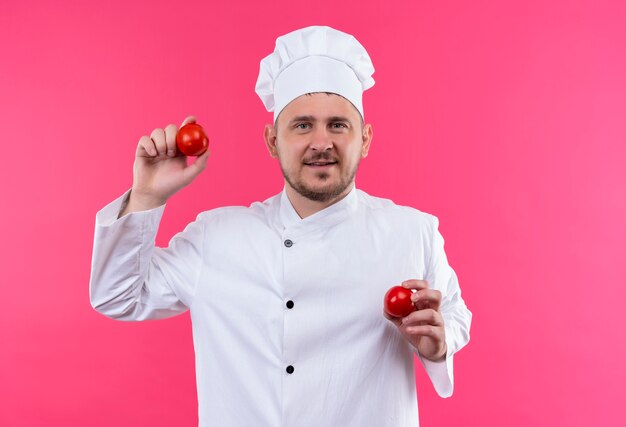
left=404, top=324, right=443, bottom=339
left=402, top=279, right=429, bottom=291
left=183, top=148, right=210, bottom=184
left=150, top=128, right=167, bottom=156
left=164, top=124, right=178, bottom=157
left=181, top=115, right=197, bottom=127
left=137, top=135, right=157, bottom=157
left=401, top=308, right=444, bottom=327
left=411, top=289, right=442, bottom=311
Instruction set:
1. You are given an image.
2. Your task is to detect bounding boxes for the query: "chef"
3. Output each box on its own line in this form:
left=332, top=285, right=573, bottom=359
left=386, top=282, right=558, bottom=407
left=90, top=25, right=472, bottom=427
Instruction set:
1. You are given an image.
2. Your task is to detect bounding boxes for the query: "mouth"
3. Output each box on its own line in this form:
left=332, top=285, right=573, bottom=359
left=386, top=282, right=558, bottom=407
left=303, top=161, right=338, bottom=168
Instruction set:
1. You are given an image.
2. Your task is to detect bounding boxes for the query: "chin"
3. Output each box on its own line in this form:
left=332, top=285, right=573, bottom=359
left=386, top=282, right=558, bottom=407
left=282, top=164, right=356, bottom=203
left=299, top=179, right=351, bottom=202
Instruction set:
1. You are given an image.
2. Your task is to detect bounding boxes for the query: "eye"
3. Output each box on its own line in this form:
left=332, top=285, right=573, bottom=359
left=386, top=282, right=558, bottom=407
left=295, top=123, right=310, bottom=130
left=331, top=122, right=348, bottom=129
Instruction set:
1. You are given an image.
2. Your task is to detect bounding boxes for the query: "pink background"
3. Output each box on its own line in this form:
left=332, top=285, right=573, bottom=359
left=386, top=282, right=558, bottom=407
left=1, top=0, right=625, bottom=425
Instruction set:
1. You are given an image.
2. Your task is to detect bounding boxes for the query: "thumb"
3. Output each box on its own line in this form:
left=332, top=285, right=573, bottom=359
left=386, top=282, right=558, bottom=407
left=383, top=310, right=403, bottom=327
left=183, top=148, right=210, bottom=183
left=181, top=115, right=197, bottom=128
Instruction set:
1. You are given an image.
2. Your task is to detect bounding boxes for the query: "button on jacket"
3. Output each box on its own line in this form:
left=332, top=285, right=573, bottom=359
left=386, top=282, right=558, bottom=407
left=90, top=186, right=472, bottom=427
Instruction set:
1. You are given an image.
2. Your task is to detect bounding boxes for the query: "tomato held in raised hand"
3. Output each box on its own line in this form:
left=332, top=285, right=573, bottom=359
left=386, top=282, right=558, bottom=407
left=384, top=286, right=415, bottom=318
left=176, top=123, right=209, bottom=156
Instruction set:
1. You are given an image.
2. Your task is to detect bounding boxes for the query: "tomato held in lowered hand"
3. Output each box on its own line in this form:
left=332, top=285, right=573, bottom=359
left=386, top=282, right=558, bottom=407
left=176, top=123, right=209, bottom=156
left=384, top=286, right=415, bottom=318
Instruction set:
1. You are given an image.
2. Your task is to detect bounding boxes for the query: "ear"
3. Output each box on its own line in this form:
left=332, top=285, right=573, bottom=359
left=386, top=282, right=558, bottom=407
left=264, top=124, right=278, bottom=158
left=360, top=124, right=373, bottom=158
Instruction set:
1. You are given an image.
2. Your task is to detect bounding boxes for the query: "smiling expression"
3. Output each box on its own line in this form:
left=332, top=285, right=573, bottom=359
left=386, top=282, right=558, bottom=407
left=264, top=92, right=373, bottom=203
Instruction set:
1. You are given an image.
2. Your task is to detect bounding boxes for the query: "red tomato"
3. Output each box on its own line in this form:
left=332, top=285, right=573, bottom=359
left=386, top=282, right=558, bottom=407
left=384, top=286, right=415, bottom=318
left=176, top=123, right=209, bottom=157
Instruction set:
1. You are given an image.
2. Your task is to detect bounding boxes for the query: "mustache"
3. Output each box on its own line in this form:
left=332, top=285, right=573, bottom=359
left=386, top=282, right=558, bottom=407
left=303, top=153, right=338, bottom=163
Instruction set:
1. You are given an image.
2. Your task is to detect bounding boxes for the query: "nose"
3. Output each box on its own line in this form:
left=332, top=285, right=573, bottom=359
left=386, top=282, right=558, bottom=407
left=309, top=127, right=333, bottom=151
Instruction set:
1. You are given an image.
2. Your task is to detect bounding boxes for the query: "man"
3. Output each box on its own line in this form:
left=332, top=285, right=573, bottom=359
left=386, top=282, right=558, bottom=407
left=90, top=26, right=471, bottom=426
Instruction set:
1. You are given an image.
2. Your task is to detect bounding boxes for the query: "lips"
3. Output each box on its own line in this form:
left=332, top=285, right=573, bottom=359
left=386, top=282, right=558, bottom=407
left=305, top=161, right=337, bottom=166
left=303, top=155, right=338, bottom=166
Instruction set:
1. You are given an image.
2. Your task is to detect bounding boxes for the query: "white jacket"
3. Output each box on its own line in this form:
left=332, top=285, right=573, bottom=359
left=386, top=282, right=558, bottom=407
left=90, top=186, right=472, bottom=427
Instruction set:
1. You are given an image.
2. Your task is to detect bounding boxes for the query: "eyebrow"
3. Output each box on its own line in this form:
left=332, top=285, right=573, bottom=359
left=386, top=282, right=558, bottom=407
left=288, top=115, right=353, bottom=125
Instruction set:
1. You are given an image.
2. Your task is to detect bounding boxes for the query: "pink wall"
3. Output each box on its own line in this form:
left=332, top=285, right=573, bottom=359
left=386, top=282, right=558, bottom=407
left=1, top=0, right=625, bottom=425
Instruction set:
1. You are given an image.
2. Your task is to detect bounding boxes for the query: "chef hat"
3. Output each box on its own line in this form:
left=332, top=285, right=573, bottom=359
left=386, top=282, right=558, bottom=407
left=255, top=25, right=375, bottom=123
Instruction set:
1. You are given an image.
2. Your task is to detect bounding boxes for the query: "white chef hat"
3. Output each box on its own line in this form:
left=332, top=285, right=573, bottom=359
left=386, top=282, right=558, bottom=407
left=255, top=25, right=375, bottom=124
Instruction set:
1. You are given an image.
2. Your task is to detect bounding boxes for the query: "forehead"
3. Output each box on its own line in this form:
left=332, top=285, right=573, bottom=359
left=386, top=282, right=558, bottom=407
left=278, top=92, right=361, bottom=122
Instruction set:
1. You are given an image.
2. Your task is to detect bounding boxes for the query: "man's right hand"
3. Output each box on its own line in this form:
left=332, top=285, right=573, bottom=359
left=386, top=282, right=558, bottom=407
left=119, top=115, right=210, bottom=217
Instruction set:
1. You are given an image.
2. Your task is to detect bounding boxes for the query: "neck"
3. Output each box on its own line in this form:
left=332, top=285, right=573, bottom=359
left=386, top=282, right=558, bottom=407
left=285, top=183, right=354, bottom=219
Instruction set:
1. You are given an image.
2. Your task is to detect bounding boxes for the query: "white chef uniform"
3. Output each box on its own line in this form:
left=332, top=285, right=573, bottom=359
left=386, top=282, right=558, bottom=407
left=90, top=185, right=471, bottom=426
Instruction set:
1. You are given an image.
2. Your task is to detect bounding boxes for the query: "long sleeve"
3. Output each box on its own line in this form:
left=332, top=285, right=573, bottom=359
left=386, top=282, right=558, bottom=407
left=89, top=190, right=204, bottom=321
left=417, top=215, right=472, bottom=397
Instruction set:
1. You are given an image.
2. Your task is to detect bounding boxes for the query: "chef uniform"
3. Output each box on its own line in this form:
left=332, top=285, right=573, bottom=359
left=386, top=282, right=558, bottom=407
left=90, top=26, right=472, bottom=427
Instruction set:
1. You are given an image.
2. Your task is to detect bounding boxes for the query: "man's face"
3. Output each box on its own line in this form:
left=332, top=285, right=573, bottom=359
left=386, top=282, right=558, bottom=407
left=264, top=93, right=373, bottom=203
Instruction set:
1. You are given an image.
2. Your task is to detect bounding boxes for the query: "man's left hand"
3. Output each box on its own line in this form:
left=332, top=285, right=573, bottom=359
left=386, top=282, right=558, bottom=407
left=384, top=279, right=447, bottom=362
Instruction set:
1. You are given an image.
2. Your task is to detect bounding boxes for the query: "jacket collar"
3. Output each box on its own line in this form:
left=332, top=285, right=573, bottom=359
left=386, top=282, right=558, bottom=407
left=278, top=184, right=359, bottom=235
